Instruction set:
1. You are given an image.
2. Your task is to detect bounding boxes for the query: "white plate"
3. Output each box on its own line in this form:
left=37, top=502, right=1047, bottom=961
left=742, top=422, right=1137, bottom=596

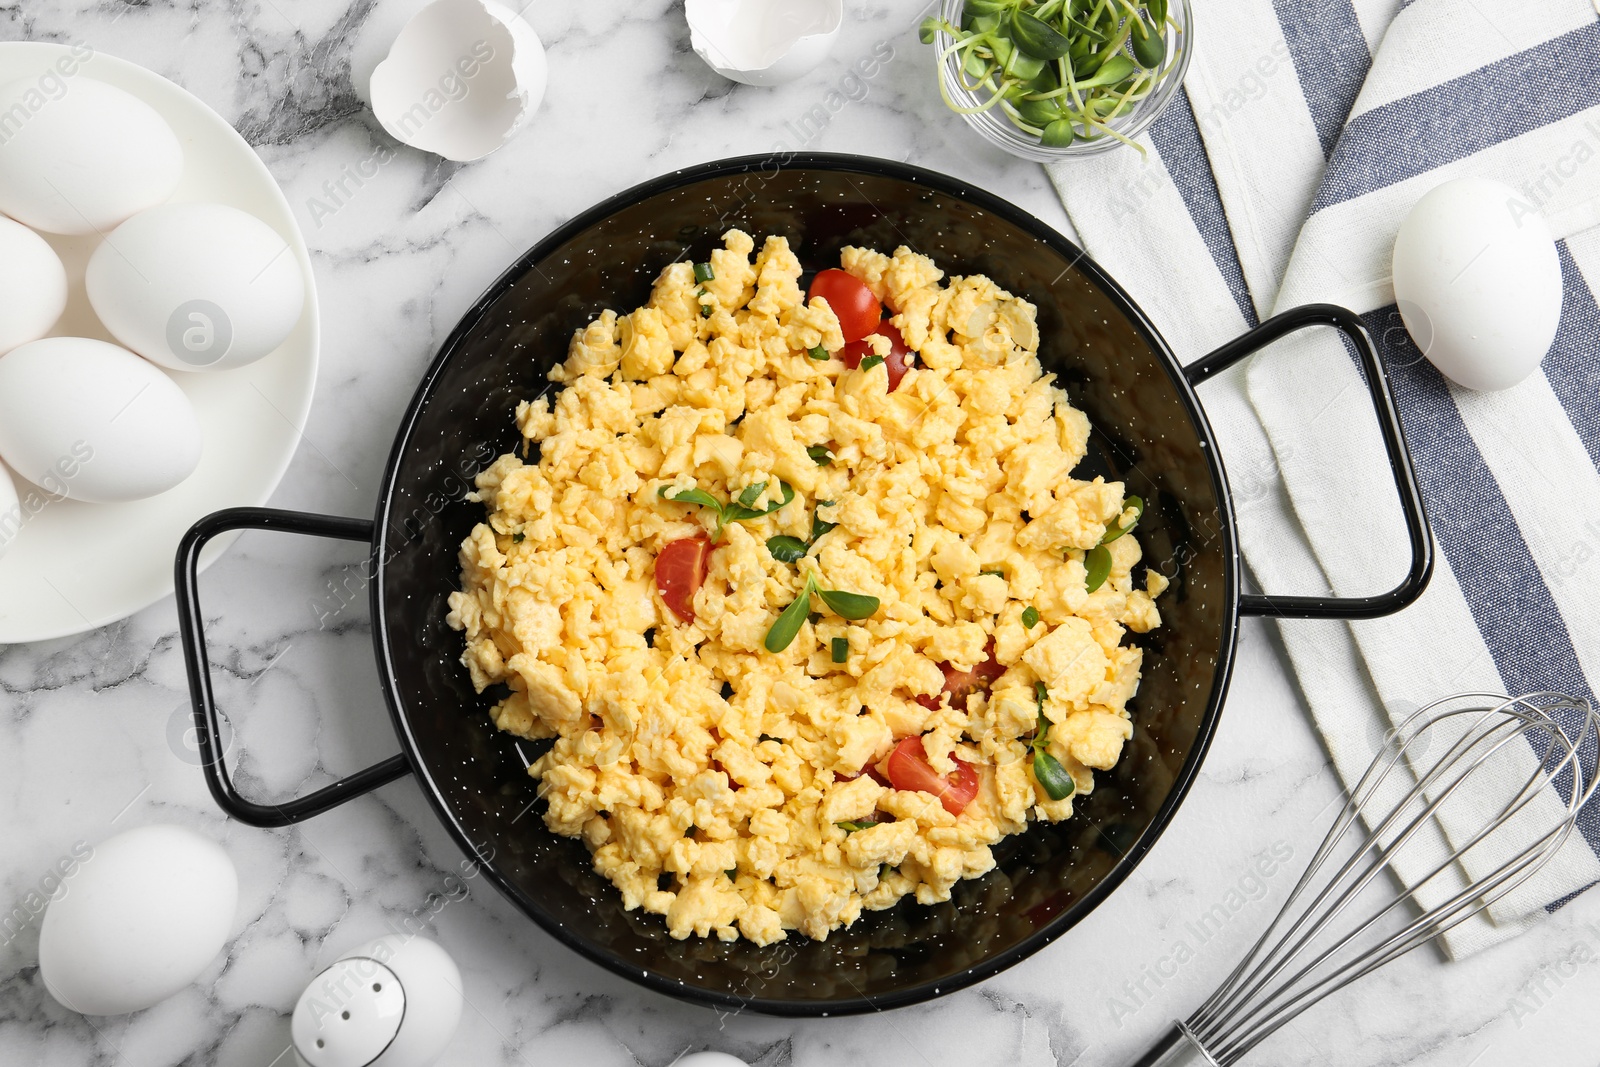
left=0, top=42, right=318, bottom=643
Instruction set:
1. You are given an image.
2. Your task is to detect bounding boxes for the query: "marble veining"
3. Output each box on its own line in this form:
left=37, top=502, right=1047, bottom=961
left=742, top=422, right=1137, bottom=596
left=3, top=1, right=1598, bottom=1064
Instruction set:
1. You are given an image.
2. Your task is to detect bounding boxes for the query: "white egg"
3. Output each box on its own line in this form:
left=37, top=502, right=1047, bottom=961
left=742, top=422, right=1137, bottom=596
left=0, top=337, right=202, bottom=502
left=1392, top=176, right=1563, bottom=392
left=0, top=462, right=19, bottom=560
left=39, top=824, right=238, bottom=1016
left=0, top=76, right=183, bottom=236
left=0, top=214, right=67, bottom=353
left=86, top=202, right=306, bottom=372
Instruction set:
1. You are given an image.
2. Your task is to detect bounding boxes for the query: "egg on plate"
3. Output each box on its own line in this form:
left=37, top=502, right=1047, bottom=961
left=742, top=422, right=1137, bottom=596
left=0, top=337, right=202, bottom=503
left=86, top=202, right=306, bottom=372
left=0, top=75, right=182, bottom=235
left=0, top=214, right=68, bottom=354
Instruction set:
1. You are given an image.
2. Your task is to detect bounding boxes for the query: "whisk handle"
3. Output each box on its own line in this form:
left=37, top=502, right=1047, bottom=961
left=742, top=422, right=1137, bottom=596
left=1185, top=303, right=1434, bottom=621
left=1127, top=1023, right=1222, bottom=1067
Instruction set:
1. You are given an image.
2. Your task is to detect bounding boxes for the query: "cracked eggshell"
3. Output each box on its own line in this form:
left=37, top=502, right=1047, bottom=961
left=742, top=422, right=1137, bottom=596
left=687, top=0, right=843, bottom=87
left=369, top=0, right=547, bottom=162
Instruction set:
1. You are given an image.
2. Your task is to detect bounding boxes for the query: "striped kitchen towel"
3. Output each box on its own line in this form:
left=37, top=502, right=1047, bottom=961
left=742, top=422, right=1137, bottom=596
left=1048, top=0, right=1600, bottom=958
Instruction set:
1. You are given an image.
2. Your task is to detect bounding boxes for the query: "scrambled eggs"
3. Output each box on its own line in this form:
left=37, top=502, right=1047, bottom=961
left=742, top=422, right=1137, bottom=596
left=447, top=231, right=1166, bottom=945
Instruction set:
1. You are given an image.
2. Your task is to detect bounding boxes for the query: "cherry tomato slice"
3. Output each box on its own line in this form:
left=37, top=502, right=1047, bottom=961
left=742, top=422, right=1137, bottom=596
left=885, top=736, right=980, bottom=816
left=916, top=638, right=1006, bottom=711
left=808, top=268, right=882, bottom=343
left=840, top=322, right=912, bottom=392
left=655, top=534, right=711, bottom=624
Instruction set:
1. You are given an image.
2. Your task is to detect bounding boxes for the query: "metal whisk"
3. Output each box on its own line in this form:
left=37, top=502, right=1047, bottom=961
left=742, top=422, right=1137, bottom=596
left=1131, top=692, right=1599, bottom=1067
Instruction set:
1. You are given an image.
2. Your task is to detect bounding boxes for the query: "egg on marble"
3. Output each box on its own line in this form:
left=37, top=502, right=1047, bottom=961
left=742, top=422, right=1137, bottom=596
left=86, top=202, right=306, bottom=372
left=0, top=76, right=182, bottom=235
left=1392, top=176, right=1563, bottom=392
left=39, top=824, right=238, bottom=1016
left=0, top=214, right=67, bottom=354
left=0, top=337, right=202, bottom=502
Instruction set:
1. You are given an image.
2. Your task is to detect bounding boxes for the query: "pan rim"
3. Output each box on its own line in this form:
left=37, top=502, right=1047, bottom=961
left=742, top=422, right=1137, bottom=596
left=369, top=152, right=1242, bottom=1016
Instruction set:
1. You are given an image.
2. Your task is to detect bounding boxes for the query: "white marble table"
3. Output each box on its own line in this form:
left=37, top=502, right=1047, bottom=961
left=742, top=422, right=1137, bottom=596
left=3, top=2, right=1597, bottom=1065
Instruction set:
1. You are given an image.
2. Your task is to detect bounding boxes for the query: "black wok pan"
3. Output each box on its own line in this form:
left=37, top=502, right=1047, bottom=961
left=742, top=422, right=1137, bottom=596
left=176, top=154, right=1432, bottom=1016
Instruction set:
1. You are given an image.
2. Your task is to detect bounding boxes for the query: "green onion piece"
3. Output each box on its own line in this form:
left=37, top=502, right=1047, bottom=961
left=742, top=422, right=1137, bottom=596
left=1022, top=605, right=1040, bottom=628
left=1033, top=748, right=1077, bottom=801
left=980, top=567, right=1005, bottom=577
left=726, top=867, right=738, bottom=879
left=766, top=535, right=809, bottom=563
left=512, top=531, right=525, bottom=543
left=1035, top=680, right=1048, bottom=715
left=657, top=485, right=722, bottom=511
left=837, top=819, right=879, bottom=833
left=859, top=354, right=885, bottom=371
left=1100, top=495, right=1145, bottom=544
left=737, top=481, right=768, bottom=508
left=810, top=502, right=837, bottom=543
left=808, top=344, right=829, bottom=360
left=724, top=481, right=796, bottom=522
left=1085, top=545, right=1112, bottom=592
left=693, top=261, right=715, bottom=283
left=765, top=578, right=815, bottom=652
left=832, top=636, right=849, bottom=663
left=807, top=445, right=833, bottom=466
left=700, top=303, right=713, bottom=318
left=817, top=587, right=880, bottom=620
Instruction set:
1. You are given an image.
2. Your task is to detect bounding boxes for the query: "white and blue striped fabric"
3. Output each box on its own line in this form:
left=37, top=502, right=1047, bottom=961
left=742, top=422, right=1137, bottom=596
left=1049, top=0, right=1600, bottom=958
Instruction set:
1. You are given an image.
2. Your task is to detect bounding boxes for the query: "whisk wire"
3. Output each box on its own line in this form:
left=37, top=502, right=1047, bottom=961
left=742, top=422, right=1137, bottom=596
left=1166, top=693, right=1599, bottom=1067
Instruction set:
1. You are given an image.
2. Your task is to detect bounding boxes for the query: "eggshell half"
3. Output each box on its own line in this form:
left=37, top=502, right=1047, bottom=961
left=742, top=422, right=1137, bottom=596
left=86, top=202, right=306, bottom=372
left=0, top=337, right=202, bottom=502
left=0, top=214, right=67, bottom=354
left=687, top=0, right=843, bottom=86
left=1392, top=177, right=1563, bottom=392
left=0, top=76, right=182, bottom=235
left=369, top=0, right=547, bottom=162
left=39, top=825, right=238, bottom=1016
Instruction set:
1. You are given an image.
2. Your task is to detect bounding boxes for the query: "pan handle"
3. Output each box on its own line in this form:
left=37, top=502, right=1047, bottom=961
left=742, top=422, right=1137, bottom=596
left=175, top=507, right=413, bottom=828
left=1183, top=303, right=1433, bottom=620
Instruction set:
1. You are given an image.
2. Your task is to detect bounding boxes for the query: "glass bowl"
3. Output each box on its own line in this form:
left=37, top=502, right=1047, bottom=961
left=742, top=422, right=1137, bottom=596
left=933, top=0, right=1194, bottom=161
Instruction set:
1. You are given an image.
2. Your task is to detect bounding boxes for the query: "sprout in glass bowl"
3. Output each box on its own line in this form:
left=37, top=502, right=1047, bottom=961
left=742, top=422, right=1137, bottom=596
left=922, top=0, right=1193, bottom=161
